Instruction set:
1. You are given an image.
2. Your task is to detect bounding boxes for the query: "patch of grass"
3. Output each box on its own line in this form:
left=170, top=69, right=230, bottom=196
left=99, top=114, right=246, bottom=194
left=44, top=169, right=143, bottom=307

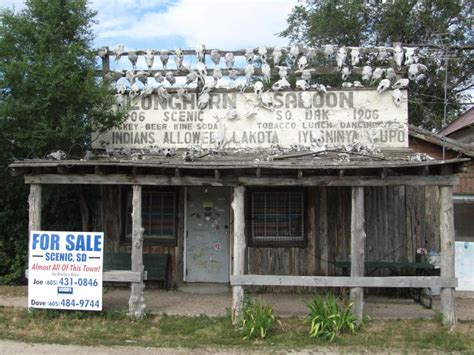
left=0, top=307, right=472, bottom=352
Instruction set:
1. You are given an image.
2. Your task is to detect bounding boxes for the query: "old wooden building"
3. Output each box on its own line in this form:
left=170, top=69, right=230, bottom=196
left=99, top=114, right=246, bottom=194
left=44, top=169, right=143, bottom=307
left=11, top=45, right=466, bottom=325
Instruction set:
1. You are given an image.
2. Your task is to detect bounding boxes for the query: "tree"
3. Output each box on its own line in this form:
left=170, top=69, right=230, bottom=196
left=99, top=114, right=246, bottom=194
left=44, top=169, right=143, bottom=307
left=280, top=0, right=473, bottom=130
left=0, top=0, right=125, bottom=282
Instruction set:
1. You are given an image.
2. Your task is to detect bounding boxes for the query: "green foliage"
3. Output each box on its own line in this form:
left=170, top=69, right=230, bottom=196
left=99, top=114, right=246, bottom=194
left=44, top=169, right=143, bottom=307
left=280, top=0, right=473, bottom=130
left=0, top=0, right=125, bottom=283
left=306, top=293, right=357, bottom=341
left=239, top=298, right=281, bottom=340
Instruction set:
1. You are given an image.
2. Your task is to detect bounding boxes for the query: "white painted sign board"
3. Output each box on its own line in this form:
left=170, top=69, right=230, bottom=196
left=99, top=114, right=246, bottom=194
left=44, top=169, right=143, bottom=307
left=92, top=90, right=408, bottom=150
left=28, top=231, right=104, bottom=311
left=455, top=241, right=474, bottom=291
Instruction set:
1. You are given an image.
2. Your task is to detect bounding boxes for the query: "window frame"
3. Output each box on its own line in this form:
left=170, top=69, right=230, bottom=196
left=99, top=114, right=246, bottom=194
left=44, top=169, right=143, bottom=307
left=122, top=186, right=178, bottom=247
left=246, top=187, right=307, bottom=248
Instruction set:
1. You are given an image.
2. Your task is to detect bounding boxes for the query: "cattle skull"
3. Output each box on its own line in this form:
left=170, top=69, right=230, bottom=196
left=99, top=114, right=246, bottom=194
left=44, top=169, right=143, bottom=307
left=213, top=68, right=223, bottom=81
left=165, top=71, right=176, bottom=85
left=336, top=47, right=347, bottom=70
left=271, top=78, right=291, bottom=91
left=174, top=48, right=184, bottom=69
left=298, top=56, right=308, bottom=70
left=210, top=49, right=220, bottom=66
left=377, top=79, right=391, bottom=94
left=272, top=47, right=283, bottom=64
left=262, top=63, right=271, bottom=82
left=392, top=88, right=402, bottom=107
left=296, top=79, right=310, bottom=91
left=160, top=51, right=170, bottom=69
left=196, top=44, right=205, bottom=62
left=350, top=47, right=361, bottom=66
left=128, top=51, right=138, bottom=69
left=392, top=78, right=409, bottom=90
left=301, top=69, right=312, bottom=82
left=254, top=81, right=264, bottom=96
left=258, top=46, right=268, bottom=63
left=245, top=49, right=255, bottom=64
left=225, top=52, right=235, bottom=68
left=145, top=49, right=155, bottom=69
left=361, top=66, right=372, bottom=82
left=393, top=44, right=404, bottom=70
left=341, top=66, right=351, bottom=81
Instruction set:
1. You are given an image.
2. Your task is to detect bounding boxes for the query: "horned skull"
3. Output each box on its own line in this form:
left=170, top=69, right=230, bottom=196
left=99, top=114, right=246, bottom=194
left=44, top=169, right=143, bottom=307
left=254, top=81, right=264, bottom=96
left=145, top=49, right=155, bottom=69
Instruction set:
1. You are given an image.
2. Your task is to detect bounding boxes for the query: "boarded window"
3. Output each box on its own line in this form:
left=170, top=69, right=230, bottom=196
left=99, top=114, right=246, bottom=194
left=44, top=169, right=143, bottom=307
left=248, top=190, right=305, bottom=247
left=125, top=188, right=177, bottom=246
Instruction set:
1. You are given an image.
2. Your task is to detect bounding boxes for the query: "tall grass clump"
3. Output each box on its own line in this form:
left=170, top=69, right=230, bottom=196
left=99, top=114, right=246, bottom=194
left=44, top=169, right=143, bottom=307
left=239, top=298, right=281, bottom=340
left=306, top=293, right=358, bottom=341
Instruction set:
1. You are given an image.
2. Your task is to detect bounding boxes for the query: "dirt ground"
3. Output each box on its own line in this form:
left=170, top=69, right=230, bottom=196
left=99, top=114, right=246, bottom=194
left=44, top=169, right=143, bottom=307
left=2, top=285, right=474, bottom=320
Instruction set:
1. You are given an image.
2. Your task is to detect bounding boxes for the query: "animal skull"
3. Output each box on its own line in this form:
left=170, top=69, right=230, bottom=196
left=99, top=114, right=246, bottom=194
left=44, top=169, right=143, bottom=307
left=195, top=62, right=207, bottom=77
left=210, top=49, right=220, bottom=66
left=336, top=47, right=347, bottom=70
left=245, top=49, right=255, bottom=64
left=261, top=63, right=271, bottom=82
left=350, top=47, right=361, bottom=66
left=271, top=78, right=291, bottom=91
left=392, top=88, right=402, bottom=107
left=377, top=79, right=391, bottom=94
left=301, top=69, right=312, bottom=82
left=196, top=44, right=205, bottom=62
left=392, top=78, right=409, bottom=90
left=128, top=51, right=138, bottom=69
left=341, top=66, right=351, bottom=81
left=324, top=44, right=334, bottom=59
left=160, top=51, right=170, bottom=69
left=296, top=79, right=310, bottom=91
left=272, top=47, right=283, bottom=64
left=165, top=72, right=176, bottom=85
left=225, top=52, right=235, bottom=68
left=213, top=68, right=223, bottom=81
left=393, top=44, right=404, bottom=70
left=154, top=72, right=164, bottom=83
left=298, top=56, right=308, bottom=70
left=254, top=81, right=264, bottom=96
left=258, top=46, right=268, bottom=63
left=361, top=66, right=373, bottom=82
left=145, top=49, right=155, bottom=69
left=174, top=48, right=184, bottom=69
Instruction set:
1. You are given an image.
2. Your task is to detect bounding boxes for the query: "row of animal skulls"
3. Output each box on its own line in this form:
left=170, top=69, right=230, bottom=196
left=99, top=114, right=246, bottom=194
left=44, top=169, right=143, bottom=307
left=100, top=44, right=422, bottom=71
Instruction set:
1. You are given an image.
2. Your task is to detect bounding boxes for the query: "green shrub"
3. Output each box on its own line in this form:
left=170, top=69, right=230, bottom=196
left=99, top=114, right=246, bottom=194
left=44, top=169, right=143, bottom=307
left=306, top=293, right=357, bottom=341
left=239, top=298, right=280, bottom=340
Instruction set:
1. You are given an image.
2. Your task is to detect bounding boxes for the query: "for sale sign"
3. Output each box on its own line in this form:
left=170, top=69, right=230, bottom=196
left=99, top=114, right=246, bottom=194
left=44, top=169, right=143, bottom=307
left=28, top=231, right=104, bottom=311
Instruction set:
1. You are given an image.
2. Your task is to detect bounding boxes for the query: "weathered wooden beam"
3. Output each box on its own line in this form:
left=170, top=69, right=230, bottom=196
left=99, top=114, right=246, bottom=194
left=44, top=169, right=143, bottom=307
left=103, top=270, right=143, bottom=283
left=231, top=186, right=246, bottom=324
left=350, top=186, right=366, bottom=323
left=318, top=188, right=329, bottom=275
left=440, top=186, right=456, bottom=327
left=129, top=185, right=146, bottom=318
left=24, top=174, right=459, bottom=187
left=230, top=275, right=457, bottom=288
left=28, top=184, right=41, bottom=234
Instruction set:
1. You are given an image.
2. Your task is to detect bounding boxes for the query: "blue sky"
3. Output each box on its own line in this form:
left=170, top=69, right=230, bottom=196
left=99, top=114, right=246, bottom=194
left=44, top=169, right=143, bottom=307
left=0, top=0, right=299, bottom=50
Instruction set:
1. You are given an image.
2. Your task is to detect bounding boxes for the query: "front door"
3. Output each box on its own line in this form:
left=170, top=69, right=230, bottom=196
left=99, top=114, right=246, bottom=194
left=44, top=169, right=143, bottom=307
left=185, top=187, right=230, bottom=283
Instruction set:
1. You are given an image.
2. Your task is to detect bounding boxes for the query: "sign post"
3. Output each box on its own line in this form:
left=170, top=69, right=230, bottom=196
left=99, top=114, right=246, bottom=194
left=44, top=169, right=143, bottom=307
left=28, top=231, right=104, bottom=311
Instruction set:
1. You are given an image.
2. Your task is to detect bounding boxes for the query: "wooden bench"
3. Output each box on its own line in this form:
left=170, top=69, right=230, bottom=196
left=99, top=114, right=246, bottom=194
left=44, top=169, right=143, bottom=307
left=334, top=261, right=439, bottom=309
left=103, top=252, right=171, bottom=288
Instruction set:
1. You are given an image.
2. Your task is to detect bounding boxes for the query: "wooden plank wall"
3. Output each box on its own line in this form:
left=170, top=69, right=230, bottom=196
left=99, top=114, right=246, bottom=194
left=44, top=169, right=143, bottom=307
left=247, top=186, right=441, bottom=285
left=100, top=186, right=184, bottom=288
left=100, top=185, right=442, bottom=288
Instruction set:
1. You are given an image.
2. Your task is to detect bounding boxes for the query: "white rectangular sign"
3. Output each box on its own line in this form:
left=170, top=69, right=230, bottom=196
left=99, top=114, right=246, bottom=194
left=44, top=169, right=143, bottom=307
left=455, top=241, right=474, bottom=291
left=92, top=90, right=408, bottom=150
left=28, top=231, right=104, bottom=311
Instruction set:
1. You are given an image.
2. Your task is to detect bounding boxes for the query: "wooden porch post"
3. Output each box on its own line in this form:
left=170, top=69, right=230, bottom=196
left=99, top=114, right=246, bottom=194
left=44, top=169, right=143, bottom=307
left=439, top=185, right=456, bottom=327
left=350, top=186, right=365, bottom=323
left=129, top=185, right=146, bottom=318
left=28, top=184, right=42, bottom=233
left=231, top=186, right=246, bottom=323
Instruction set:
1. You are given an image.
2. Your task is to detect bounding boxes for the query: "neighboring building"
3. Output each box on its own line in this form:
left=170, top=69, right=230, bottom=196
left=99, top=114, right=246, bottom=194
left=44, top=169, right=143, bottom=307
left=440, top=107, right=474, bottom=146
left=409, top=115, right=474, bottom=244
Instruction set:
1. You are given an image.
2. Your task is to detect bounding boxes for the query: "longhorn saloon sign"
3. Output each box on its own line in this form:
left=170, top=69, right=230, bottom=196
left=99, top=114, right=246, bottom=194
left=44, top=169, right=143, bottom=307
left=92, top=90, right=408, bottom=150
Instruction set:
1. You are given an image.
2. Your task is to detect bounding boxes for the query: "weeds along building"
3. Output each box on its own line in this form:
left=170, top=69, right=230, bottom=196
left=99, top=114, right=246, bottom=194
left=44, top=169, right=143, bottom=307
left=10, top=45, right=470, bottom=325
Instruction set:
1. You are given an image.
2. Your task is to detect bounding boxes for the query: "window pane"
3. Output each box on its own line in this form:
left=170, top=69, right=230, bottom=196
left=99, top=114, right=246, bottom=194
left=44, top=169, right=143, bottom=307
left=126, top=189, right=176, bottom=245
left=250, top=190, right=305, bottom=247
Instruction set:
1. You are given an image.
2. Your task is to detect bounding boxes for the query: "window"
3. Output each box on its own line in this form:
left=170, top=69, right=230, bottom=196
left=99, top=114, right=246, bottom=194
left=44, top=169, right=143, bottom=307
left=454, top=196, right=474, bottom=242
left=248, top=189, right=305, bottom=247
left=125, top=188, right=177, bottom=246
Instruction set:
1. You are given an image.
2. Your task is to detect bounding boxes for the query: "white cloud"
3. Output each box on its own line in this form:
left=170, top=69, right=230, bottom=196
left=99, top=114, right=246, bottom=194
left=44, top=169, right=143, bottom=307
left=1, top=0, right=298, bottom=49
left=94, top=0, right=297, bottom=49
